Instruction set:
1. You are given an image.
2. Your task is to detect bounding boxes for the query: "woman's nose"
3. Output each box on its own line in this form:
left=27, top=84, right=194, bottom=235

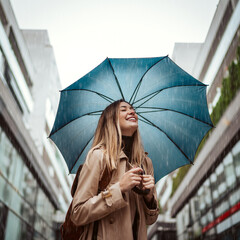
left=128, top=109, right=135, bottom=115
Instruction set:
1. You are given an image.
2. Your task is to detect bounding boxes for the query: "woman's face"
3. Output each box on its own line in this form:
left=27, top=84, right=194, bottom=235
left=119, top=102, right=138, bottom=136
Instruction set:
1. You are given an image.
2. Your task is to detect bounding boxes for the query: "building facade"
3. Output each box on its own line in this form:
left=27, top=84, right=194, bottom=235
left=170, top=0, right=240, bottom=239
left=0, top=0, right=72, bottom=239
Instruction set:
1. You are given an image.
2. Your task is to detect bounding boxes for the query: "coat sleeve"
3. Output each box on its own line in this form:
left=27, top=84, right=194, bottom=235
left=71, top=149, right=128, bottom=226
left=142, top=156, right=159, bottom=225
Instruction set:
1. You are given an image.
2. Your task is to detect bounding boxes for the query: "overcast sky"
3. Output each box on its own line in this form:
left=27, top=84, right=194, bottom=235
left=10, top=0, right=219, bottom=88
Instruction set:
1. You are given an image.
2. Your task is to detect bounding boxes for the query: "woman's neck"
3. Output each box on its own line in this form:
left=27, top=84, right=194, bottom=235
left=122, top=135, right=134, bottom=161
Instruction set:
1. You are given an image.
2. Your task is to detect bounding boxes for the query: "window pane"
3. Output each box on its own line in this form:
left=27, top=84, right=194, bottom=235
left=216, top=163, right=227, bottom=196
left=214, top=200, right=229, bottom=217
left=0, top=202, right=8, bottom=239
left=204, top=179, right=212, bottom=207
left=223, top=153, right=236, bottom=188
left=232, top=141, right=240, bottom=178
left=229, top=187, right=240, bottom=206
left=19, top=165, right=38, bottom=207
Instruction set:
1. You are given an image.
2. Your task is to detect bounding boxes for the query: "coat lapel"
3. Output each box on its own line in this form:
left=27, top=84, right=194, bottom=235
left=111, top=150, right=128, bottom=184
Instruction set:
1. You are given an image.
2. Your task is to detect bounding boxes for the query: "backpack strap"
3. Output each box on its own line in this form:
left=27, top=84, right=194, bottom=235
left=71, top=164, right=83, bottom=197
left=99, top=166, right=112, bottom=191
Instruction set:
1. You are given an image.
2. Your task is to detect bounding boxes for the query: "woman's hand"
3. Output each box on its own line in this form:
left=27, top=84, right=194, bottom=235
left=119, top=167, right=143, bottom=193
left=142, top=174, right=155, bottom=202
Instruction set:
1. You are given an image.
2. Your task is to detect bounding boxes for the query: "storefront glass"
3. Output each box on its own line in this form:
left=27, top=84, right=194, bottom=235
left=176, top=140, right=240, bottom=239
left=0, top=126, right=56, bottom=240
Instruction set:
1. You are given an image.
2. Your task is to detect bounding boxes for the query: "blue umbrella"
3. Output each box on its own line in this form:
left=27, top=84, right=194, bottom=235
left=49, top=56, right=213, bottom=182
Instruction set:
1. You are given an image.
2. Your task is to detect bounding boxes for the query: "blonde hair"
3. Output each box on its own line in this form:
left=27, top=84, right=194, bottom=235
left=90, top=99, right=145, bottom=172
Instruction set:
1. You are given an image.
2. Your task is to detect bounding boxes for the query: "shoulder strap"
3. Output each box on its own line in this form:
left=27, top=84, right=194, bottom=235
left=99, top=167, right=112, bottom=191
left=71, top=164, right=83, bottom=197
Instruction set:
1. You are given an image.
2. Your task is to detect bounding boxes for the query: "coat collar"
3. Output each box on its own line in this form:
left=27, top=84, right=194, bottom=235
left=119, top=150, right=149, bottom=160
left=119, top=149, right=128, bottom=161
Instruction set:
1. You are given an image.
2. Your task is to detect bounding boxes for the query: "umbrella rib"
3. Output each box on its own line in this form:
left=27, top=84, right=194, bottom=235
left=61, top=88, right=114, bottom=103
left=49, top=110, right=103, bottom=137
left=137, top=107, right=214, bottom=128
left=107, top=58, right=125, bottom=100
left=133, top=84, right=206, bottom=107
left=138, top=113, right=194, bottom=165
left=129, top=55, right=168, bottom=104
left=70, top=135, right=94, bottom=173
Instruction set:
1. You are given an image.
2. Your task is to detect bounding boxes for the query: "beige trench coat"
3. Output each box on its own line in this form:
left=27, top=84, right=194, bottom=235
left=71, top=147, right=159, bottom=240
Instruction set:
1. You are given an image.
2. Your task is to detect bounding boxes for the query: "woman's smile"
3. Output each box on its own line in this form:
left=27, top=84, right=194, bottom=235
left=126, top=117, right=137, bottom=121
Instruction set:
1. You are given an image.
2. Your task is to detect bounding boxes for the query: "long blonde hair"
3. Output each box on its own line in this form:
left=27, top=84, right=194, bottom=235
left=90, top=99, right=145, bottom=171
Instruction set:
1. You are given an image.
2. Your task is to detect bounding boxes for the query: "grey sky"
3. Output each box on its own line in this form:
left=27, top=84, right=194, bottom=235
left=10, top=0, right=219, bottom=88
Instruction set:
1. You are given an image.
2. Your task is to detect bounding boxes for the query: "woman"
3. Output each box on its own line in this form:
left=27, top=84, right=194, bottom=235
left=71, top=100, right=159, bottom=240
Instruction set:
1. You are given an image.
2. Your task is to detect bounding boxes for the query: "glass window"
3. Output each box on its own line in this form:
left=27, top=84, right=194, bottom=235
left=214, top=200, right=229, bottom=217
left=204, top=179, right=212, bottom=208
left=200, top=210, right=214, bottom=227
left=210, top=173, right=219, bottom=202
left=0, top=48, right=6, bottom=74
left=4, top=211, right=21, bottom=240
left=190, top=195, right=200, bottom=221
left=176, top=210, right=185, bottom=235
left=35, top=188, right=54, bottom=234
left=198, top=186, right=206, bottom=212
left=229, top=187, right=240, bottom=206
left=0, top=201, right=8, bottom=238
left=0, top=129, right=15, bottom=179
left=19, top=165, right=38, bottom=207
left=0, top=126, right=56, bottom=239
left=20, top=200, right=35, bottom=226
left=216, top=163, right=227, bottom=197
left=182, top=204, right=190, bottom=228
left=33, top=230, right=47, bottom=240
left=0, top=128, right=24, bottom=191
left=206, top=209, right=214, bottom=223
left=0, top=169, right=12, bottom=205
left=200, top=214, right=207, bottom=226
left=19, top=221, right=34, bottom=240
left=223, top=153, right=236, bottom=188
left=232, top=141, right=240, bottom=178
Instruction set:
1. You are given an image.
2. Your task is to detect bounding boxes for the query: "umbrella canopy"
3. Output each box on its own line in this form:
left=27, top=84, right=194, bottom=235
left=49, top=56, right=213, bottom=182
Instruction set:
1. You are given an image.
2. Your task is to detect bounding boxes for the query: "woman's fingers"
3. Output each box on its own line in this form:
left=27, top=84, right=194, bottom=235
left=142, top=184, right=154, bottom=190
left=129, top=167, right=143, bottom=175
left=131, top=175, right=142, bottom=181
left=142, top=175, right=154, bottom=182
left=142, top=175, right=154, bottom=189
left=120, top=168, right=143, bottom=192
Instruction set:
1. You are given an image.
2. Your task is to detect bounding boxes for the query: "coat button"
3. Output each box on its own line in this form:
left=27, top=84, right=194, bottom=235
left=109, top=218, right=114, bottom=224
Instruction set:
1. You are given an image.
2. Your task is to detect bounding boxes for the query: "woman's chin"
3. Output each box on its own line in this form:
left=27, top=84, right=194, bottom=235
left=121, top=127, right=138, bottom=136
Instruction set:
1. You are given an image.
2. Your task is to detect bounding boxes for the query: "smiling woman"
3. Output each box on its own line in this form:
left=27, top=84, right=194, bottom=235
left=70, top=99, right=158, bottom=240
left=119, top=102, right=138, bottom=136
